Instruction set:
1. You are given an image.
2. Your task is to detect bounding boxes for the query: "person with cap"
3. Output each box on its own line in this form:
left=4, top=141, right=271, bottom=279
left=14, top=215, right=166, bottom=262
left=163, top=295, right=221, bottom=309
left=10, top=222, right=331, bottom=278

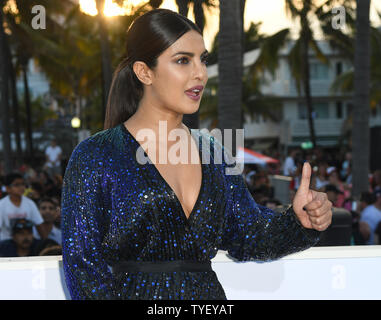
left=359, top=189, right=381, bottom=245
left=0, top=218, right=43, bottom=257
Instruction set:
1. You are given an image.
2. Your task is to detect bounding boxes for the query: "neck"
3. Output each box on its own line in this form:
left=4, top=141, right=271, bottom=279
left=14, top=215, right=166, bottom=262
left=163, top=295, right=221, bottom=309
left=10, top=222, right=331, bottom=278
left=132, top=99, right=185, bottom=134
left=9, top=195, right=22, bottom=203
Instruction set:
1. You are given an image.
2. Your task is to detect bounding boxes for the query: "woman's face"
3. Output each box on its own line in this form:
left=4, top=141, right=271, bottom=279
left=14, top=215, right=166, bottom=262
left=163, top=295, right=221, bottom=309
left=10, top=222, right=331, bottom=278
left=141, top=30, right=209, bottom=116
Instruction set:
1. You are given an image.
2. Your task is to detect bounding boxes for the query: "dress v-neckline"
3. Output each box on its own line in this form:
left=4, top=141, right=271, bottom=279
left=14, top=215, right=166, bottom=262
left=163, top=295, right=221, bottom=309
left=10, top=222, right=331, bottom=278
left=120, top=123, right=205, bottom=223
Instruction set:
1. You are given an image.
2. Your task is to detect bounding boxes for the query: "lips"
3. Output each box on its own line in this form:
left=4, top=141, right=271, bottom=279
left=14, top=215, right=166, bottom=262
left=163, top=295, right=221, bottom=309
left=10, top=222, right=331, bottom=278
left=185, top=85, right=204, bottom=95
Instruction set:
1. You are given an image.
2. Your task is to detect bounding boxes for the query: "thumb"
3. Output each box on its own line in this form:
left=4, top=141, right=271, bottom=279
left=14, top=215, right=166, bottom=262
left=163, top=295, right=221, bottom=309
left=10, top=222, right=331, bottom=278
left=298, top=162, right=311, bottom=193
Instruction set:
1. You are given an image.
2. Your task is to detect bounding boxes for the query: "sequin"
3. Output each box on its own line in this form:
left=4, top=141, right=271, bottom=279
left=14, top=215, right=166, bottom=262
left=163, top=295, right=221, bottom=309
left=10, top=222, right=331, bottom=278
left=61, top=123, right=320, bottom=300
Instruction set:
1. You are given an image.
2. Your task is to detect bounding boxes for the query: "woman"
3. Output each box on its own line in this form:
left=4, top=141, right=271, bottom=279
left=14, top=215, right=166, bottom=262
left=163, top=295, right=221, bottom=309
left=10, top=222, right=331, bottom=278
left=61, top=9, right=332, bottom=300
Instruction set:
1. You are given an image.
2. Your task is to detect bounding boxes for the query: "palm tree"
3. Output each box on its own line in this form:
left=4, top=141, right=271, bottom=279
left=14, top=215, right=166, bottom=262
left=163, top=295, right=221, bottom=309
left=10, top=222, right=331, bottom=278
left=0, top=5, right=13, bottom=174
left=95, top=0, right=113, bottom=125
left=200, top=21, right=280, bottom=128
left=218, top=0, right=243, bottom=155
left=4, top=0, right=72, bottom=164
left=283, top=0, right=330, bottom=149
left=352, top=0, right=371, bottom=198
left=320, top=0, right=373, bottom=197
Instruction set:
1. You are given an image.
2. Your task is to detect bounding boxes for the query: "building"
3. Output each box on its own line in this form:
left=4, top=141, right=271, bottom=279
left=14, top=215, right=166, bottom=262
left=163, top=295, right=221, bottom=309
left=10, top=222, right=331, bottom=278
left=205, top=40, right=381, bottom=152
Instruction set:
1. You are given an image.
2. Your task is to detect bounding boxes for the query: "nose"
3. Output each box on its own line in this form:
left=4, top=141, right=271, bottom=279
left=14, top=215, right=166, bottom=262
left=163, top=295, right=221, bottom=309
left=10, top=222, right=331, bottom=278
left=193, top=59, right=207, bottom=81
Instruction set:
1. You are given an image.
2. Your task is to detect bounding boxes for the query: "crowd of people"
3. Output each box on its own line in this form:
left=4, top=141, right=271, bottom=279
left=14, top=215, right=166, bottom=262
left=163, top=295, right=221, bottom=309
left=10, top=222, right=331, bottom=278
left=242, top=147, right=381, bottom=246
left=0, top=140, right=380, bottom=258
left=0, top=139, right=63, bottom=258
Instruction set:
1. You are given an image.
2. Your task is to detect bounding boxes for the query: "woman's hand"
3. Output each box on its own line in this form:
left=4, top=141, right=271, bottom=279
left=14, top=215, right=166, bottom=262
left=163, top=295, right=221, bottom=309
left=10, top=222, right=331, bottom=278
left=292, top=162, right=333, bottom=231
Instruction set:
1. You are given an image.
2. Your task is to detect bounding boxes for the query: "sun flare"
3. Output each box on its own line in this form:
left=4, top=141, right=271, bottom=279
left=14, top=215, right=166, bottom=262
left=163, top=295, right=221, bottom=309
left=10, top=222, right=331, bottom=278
left=79, top=0, right=144, bottom=17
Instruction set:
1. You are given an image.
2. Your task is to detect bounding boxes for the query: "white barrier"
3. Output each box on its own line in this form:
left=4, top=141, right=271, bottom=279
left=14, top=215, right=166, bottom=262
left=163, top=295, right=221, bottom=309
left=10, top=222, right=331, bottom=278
left=1, top=246, right=381, bottom=300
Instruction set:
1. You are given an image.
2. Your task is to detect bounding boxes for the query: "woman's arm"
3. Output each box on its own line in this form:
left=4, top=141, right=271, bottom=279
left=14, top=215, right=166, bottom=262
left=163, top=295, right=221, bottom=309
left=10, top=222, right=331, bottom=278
left=61, top=139, right=116, bottom=299
left=206, top=135, right=321, bottom=262
left=220, top=171, right=320, bottom=262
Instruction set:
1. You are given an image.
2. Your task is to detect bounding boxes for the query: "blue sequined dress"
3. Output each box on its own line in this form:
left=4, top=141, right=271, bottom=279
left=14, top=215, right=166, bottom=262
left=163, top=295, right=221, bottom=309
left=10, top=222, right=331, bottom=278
left=61, top=123, right=320, bottom=300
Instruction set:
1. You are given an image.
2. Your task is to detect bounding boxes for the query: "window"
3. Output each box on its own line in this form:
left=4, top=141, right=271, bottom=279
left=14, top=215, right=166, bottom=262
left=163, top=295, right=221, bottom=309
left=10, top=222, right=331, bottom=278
left=314, top=103, right=329, bottom=118
left=298, top=102, right=329, bottom=119
left=310, top=63, right=329, bottom=80
left=336, top=62, right=343, bottom=76
left=336, top=101, right=343, bottom=118
left=298, top=103, right=307, bottom=120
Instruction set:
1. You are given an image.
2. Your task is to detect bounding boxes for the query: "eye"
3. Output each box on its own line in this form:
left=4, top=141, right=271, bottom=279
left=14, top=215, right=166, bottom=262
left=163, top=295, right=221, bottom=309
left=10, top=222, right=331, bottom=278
left=176, top=57, right=189, bottom=64
left=202, top=56, right=209, bottom=65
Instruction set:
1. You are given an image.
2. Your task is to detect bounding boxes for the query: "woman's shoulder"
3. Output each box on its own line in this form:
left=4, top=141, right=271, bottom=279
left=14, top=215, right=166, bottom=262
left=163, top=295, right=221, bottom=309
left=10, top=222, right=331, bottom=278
left=67, top=125, right=123, bottom=168
left=195, top=129, right=242, bottom=176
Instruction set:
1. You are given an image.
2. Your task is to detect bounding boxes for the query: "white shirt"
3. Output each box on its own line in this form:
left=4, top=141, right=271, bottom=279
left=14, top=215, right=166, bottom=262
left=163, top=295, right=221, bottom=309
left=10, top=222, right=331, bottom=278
left=283, top=156, right=295, bottom=176
left=360, top=205, right=381, bottom=245
left=33, top=225, right=62, bottom=245
left=0, top=195, right=44, bottom=241
left=45, top=145, right=62, bottom=167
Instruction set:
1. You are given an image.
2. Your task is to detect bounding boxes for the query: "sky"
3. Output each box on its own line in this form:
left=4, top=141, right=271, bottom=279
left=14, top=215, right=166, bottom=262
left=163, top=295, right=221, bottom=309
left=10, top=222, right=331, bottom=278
left=78, top=0, right=381, bottom=51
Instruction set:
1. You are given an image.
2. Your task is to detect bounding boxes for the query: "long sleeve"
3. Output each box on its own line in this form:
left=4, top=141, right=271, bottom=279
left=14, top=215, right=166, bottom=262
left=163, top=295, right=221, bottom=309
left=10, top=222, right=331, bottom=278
left=61, top=139, right=116, bottom=299
left=210, top=136, right=320, bottom=262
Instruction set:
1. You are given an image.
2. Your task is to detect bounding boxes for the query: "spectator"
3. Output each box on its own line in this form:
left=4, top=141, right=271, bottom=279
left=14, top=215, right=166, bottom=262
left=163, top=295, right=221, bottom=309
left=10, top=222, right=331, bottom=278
left=312, top=162, right=329, bottom=191
left=44, top=174, right=62, bottom=198
left=0, top=173, right=47, bottom=241
left=324, top=184, right=344, bottom=207
left=34, top=197, right=62, bottom=245
left=327, top=167, right=349, bottom=207
left=359, top=189, right=381, bottom=245
left=283, top=149, right=298, bottom=176
left=24, top=181, right=44, bottom=205
left=340, top=151, right=352, bottom=181
left=44, top=138, right=62, bottom=178
left=371, top=170, right=381, bottom=194
left=0, top=219, right=43, bottom=257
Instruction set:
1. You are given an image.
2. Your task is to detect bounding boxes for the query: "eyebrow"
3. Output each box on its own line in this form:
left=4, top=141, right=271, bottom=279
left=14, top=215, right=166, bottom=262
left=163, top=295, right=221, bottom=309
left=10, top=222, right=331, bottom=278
left=171, top=50, right=209, bottom=58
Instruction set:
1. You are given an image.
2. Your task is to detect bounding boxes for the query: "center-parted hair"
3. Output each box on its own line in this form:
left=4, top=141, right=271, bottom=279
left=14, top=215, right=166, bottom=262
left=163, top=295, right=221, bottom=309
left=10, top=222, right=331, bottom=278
left=103, top=9, right=202, bottom=130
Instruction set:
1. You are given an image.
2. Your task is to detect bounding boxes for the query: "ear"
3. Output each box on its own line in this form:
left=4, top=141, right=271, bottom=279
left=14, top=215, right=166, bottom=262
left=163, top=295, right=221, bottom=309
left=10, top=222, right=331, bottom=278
left=132, top=61, right=153, bottom=85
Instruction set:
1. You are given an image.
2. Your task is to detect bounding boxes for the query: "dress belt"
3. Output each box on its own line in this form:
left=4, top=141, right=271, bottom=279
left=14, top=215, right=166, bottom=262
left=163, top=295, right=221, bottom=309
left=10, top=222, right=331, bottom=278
left=112, top=260, right=212, bottom=273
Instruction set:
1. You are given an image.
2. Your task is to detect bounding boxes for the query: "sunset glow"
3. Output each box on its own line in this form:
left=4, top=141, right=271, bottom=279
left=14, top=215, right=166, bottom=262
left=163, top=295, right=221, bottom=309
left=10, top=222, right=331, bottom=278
left=79, top=0, right=144, bottom=17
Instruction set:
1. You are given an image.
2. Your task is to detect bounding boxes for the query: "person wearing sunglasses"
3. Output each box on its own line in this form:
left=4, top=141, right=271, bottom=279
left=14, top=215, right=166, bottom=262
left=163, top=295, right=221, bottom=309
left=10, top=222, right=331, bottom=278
left=0, top=173, right=48, bottom=241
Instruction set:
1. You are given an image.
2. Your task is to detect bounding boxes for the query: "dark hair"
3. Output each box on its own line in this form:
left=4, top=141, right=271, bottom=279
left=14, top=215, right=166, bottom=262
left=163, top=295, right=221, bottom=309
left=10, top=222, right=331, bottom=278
left=103, top=9, right=202, bottom=130
left=38, top=197, right=56, bottom=208
left=360, top=192, right=376, bottom=205
left=4, top=172, right=24, bottom=187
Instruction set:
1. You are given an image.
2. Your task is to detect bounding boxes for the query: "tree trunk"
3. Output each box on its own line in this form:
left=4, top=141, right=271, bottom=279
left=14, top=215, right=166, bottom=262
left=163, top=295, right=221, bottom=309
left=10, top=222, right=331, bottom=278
left=96, top=0, right=113, bottom=125
left=352, top=0, right=371, bottom=198
left=175, top=0, right=190, bottom=17
left=218, top=0, right=243, bottom=155
left=0, top=7, right=13, bottom=174
left=301, top=27, right=317, bottom=149
left=6, top=42, right=23, bottom=167
left=22, top=62, right=34, bottom=163
left=240, top=0, right=246, bottom=126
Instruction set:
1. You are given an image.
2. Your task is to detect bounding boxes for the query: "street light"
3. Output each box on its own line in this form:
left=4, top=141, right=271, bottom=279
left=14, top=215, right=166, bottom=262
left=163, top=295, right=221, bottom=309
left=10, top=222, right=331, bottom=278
left=71, top=117, right=81, bottom=129
left=71, top=116, right=81, bottom=148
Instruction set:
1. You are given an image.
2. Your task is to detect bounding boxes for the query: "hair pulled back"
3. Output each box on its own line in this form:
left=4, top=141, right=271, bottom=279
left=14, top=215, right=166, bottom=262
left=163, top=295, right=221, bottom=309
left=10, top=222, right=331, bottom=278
left=103, top=9, right=202, bottom=130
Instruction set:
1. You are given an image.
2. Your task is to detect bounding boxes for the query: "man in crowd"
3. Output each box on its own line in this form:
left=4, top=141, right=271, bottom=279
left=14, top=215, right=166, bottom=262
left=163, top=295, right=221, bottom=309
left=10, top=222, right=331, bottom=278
left=44, top=138, right=62, bottom=178
left=0, top=219, right=42, bottom=257
left=359, top=190, right=381, bottom=245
